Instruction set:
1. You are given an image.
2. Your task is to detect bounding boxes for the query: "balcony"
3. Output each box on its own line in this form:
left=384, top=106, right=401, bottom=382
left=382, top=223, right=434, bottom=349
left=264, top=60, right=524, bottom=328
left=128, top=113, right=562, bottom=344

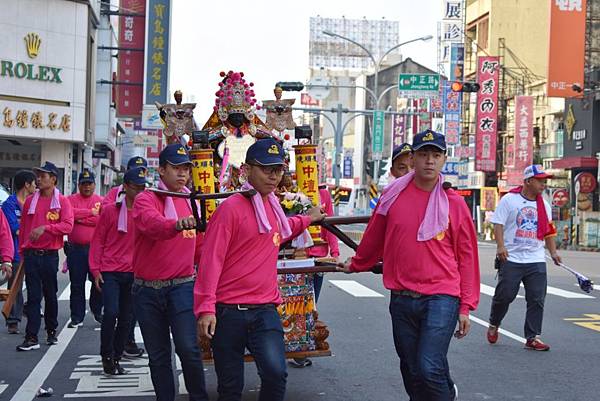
left=539, top=142, right=563, bottom=159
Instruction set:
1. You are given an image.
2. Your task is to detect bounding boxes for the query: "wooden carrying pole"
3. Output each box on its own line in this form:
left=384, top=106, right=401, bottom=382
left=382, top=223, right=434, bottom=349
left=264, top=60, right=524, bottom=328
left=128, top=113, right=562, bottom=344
left=2, top=261, right=24, bottom=319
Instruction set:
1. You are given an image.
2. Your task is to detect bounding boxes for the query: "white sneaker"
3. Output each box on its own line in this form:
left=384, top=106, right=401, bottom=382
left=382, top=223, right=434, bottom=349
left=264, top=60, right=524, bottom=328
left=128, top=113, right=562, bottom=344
left=452, top=384, right=458, bottom=400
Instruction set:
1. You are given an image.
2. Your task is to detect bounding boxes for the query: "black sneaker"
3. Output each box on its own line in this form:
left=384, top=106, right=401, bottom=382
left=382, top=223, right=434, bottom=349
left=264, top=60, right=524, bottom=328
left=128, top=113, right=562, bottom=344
left=67, top=320, right=83, bottom=328
left=17, top=336, right=40, bottom=351
left=113, top=359, right=127, bottom=375
left=93, top=313, right=103, bottom=325
left=123, top=341, right=145, bottom=358
left=46, top=330, right=58, bottom=345
left=102, top=357, right=115, bottom=375
left=288, top=358, right=312, bottom=368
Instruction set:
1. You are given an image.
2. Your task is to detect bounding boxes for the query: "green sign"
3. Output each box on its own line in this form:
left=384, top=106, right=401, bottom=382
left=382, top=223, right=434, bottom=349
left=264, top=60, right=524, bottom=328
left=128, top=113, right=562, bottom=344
left=398, top=73, right=439, bottom=97
left=0, top=60, right=62, bottom=83
left=372, top=111, right=384, bottom=155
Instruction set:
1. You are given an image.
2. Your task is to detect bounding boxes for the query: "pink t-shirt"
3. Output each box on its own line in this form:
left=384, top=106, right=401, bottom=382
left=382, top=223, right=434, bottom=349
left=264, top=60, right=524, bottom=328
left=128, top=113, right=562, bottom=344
left=350, top=182, right=480, bottom=315
left=132, top=190, right=202, bottom=281
left=306, top=188, right=340, bottom=258
left=101, top=186, right=122, bottom=207
left=0, top=211, right=14, bottom=263
left=194, top=194, right=312, bottom=316
left=89, top=203, right=135, bottom=278
left=68, top=193, right=103, bottom=245
left=19, top=193, right=74, bottom=254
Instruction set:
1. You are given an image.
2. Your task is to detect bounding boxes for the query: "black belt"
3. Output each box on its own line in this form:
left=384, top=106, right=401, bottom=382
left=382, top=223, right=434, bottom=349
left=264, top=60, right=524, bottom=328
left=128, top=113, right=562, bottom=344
left=24, top=249, right=59, bottom=257
left=217, top=303, right=275, bottom=311
left=391, top=289, right=424, bottom=299
left=134, top=275, right=195, bottom=289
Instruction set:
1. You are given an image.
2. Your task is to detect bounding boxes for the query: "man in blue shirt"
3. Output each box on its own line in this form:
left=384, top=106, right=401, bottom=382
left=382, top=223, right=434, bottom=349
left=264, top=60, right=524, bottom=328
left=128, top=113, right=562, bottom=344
left=1, top=170, right=37, bottom=334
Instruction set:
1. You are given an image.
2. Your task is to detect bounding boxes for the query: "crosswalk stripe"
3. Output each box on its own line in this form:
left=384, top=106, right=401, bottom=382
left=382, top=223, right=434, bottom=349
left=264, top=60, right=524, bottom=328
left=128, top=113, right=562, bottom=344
left=328, top=280, right=385, bottom=298
left=59, top=281, right=92, bottom=301
left=520, top=283, right=594, bottom=299
left=470, top=315, right=526, bottom=344
left=480, top=283, right=524, bottom=298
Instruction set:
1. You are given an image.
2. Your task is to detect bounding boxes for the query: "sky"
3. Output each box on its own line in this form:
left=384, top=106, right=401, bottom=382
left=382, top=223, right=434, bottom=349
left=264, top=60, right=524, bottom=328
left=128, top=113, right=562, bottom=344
left=169, top=0, right=443, bottom=124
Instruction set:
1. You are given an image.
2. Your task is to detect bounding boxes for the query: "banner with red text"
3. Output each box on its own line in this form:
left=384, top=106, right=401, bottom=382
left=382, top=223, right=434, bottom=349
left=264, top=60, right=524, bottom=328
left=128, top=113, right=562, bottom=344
left=475, top=56, right=499, bottom=172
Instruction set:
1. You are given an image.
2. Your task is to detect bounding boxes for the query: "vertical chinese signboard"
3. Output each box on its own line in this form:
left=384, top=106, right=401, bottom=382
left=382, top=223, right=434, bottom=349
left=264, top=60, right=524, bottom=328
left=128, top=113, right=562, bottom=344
left=510, top=96, right=533, bottom=185
left=392, top=114, right=405, bottom=148
left=443, top=85, right=461, bottom=144
left=294, top=145, right=322, bottom=242
left=190, top=148, right=216, bottom=219
left=145, top=0, right=171, bottom=105
left=475, top=56, right=499, bottom=172
left=117, top=0, right=146, bottom=118
left=547, top=0, right=586, bottom=98
left=372, top=111, right=385, bottom=154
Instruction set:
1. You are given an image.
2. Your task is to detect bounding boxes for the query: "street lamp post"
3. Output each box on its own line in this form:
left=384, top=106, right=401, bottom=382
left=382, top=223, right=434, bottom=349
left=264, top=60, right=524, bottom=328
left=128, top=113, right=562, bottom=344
left=321, top=31, right=432, bottom=187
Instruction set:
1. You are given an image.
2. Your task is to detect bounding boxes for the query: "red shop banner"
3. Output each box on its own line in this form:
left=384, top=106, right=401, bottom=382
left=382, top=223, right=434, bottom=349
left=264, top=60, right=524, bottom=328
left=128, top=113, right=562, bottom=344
left=512, top=96, right=534, bottom=184
left=475, top=56, right=499, bottom=172
left=116, top=0, right=146, bottom=118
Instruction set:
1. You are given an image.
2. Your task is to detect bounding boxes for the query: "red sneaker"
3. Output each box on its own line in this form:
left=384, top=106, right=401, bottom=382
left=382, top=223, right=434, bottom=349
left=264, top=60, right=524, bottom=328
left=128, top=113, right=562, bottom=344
left=525, top=338, right=550, bottom=351
left=487, top=326, right=499, bottom=344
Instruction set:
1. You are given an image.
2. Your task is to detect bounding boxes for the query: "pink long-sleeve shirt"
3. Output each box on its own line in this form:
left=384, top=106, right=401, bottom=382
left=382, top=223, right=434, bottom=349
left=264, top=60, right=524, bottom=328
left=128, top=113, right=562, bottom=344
left=194, top=193, right=312, bottom=317
left=350, top=182, right=480, bottom=315
left=132, top=190, right=202, bottom=281
left=19, top=192, right=74, bottom=254
left=0, top=210, right=14, bottom=263
left=306, top=188, right=340, bottom=258
left=102, top=185, right=122, bottom=206
left=89, top=203, right=135, bottom=279
left=68, top=193, right=103, bottom=245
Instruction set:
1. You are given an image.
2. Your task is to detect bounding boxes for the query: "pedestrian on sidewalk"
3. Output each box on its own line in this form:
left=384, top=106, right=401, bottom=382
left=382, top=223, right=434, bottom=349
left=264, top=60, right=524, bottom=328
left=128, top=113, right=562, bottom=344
left=90, top=167, right=146, bottom=376
left=487, top=164, right=562, bottom=351
left=102, top=156, right=147, bottom=358
left=390, top=142, right=413, bottom=180
left=1, top=207, right=15, bottom=283
left=132, top=144, right=208, bottom=401
left=1, top=170, right=36, bottom=334
left=196, top=138, right=325, bottom=401
left=339, top=130, right=480, bottom=401
left=66, top=169, right=103, bottom=327
left=17, top=162, right=74, bottom=351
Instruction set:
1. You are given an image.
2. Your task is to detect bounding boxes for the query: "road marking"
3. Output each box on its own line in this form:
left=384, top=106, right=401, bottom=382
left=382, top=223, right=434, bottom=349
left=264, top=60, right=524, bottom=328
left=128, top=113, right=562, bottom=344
left=480, top=283, right=523, bottom=299
left=564, top=314, right=600, bottom=333
left=470, top=315, right=526, bottom=344
left=10, top=321, right=79, bottom=401
left=0, top=384, right=8, bottom=395
left=59, top=281, right=92, bottom=301
left=520, top=283, right=594, bottom=299
left=328, top=280, right=385, bottom=297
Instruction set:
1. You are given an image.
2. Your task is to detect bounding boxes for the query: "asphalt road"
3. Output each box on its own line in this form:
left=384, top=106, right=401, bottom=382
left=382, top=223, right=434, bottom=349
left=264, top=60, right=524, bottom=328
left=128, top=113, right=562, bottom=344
left=0, top=244, right=599, bottom=401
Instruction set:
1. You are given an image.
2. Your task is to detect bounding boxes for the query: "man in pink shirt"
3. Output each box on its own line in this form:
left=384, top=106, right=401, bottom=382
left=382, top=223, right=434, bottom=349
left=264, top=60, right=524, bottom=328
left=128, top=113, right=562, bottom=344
left=196, top=138, right=325, bottom=401
left=132, top=144, right=208, bottom=401
left=340, top=130, right=480, bottom=401
left=102, top=156, right=147, bottom=206
left=0, top=209, right=14, bottom=283
left=90, top=167, right=146, bottom=376
left=66, top=169, right=104, bottom=327
left=17, top=161, right=74, bottom=351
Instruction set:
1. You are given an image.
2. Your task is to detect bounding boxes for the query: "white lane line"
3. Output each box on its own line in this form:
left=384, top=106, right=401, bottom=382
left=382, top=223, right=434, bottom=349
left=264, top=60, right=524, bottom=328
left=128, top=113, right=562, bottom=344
left=470, top=315, right=526, bottom=344
left=328, top=280, right=385, bottom=298
left=94, top=326, right=144, bottom=344
left=480, top=283, right=523, bottom=299
left=0, top=384, right=8, bottom=395
left=520, top=283, right=594, bottom=299
left=59, top=281, right=91, bottom=301
left=10, top=322, right=79, bottom=401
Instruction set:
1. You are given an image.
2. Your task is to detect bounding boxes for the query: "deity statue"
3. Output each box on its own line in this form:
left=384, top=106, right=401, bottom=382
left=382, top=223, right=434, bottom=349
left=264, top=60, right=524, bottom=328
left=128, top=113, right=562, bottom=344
left=155, top=90, right=198, bottom=145
left=263, top=86, right=296, bottom=138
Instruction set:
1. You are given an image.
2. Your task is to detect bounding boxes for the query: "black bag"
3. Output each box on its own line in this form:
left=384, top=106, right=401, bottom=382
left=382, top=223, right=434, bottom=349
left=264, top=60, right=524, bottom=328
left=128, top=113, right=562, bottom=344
left=494, top=256, right=502, bottom=270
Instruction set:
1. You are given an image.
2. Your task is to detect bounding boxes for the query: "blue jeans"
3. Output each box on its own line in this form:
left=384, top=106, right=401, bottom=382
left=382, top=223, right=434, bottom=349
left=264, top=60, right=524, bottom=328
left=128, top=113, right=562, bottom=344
left=133, top=281, right=208, bottom=401
left=66, top=244, right=102, bottom=322
left=211, top=305, right=287, bottom=401
left=23, top=252, right=59, bottom=338
left=100, top=272, right=133, bottom=359
left=389, top=293, right=459, bottom=401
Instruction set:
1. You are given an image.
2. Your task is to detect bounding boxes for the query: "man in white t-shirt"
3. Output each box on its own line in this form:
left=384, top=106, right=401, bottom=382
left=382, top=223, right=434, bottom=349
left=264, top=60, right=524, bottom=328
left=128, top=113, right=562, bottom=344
left=487, top=164, right=561, bottom=351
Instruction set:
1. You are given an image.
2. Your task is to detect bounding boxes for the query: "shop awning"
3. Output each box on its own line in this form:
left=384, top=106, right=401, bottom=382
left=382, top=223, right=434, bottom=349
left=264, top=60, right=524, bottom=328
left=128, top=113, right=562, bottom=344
left=551, top=157, right=598, bottom=169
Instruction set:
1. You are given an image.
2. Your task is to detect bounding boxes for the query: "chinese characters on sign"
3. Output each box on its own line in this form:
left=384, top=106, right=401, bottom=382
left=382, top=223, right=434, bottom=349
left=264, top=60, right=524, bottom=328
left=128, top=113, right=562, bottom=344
left=392, top=114, right=405, bottom=148
left=547, top=0, right=586, bottom=97
left=475, top=56, right=499, bottom=172
left=294, top=145, right=322, bottom=242
left=145, top=0, right=170, bottom=105
left=509, top=96, right=533, bottom=185
left=439, top=0, right=463, bottom=62
left=2, top=107, right=70, bottom=132
left=117, top=0, right=146, bottom=117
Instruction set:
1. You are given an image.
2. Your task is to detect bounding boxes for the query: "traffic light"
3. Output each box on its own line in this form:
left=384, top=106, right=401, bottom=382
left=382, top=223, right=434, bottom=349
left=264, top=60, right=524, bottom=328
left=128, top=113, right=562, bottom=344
left=275, top=81, right=304, bottom=91
left=451, top=81, right=480, bottom=93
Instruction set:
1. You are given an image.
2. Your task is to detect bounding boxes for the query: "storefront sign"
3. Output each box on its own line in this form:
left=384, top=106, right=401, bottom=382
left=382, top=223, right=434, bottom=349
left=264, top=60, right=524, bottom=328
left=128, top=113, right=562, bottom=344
left=552, top=189, right=569, bottom=207
left=511, top=96, right=533, bottom=185
left=475, top=56, right=499, bottom=172
left=2, top=106, right=70, bottom=132
left=480, top=187, right=498, bottom=211
left=392, top=114, right=405, bottom=148
left=575, top=172, right=597, bottom=193
left=144, top=0, right=171, bottom=105
left=0, top=34, right=63, bottom=84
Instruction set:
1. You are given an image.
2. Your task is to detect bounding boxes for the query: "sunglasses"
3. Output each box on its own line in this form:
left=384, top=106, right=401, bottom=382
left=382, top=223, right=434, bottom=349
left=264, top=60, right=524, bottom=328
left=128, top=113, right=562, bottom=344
left=248, top=164, right=286, bottom=176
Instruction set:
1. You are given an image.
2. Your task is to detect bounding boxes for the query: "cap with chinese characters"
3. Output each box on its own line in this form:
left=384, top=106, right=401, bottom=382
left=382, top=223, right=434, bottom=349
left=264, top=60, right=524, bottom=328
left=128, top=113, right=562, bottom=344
left=412, top=130, right=446, bottom=152
left=245, top=138, right=285, bottom=166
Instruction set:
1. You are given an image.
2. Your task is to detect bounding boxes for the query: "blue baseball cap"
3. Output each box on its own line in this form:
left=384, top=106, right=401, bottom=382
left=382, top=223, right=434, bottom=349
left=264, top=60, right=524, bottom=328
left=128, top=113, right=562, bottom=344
left=245, top=138, right=285, bottom=166
left=392, top=143, right=413, bottom=161
left=78, top=168, right=95, bottom=184
left=524, top=164, right=553, bottom=180
left=159, top=143, right=192, bottom=166
left=127, top=156, right=148, bottom=170
left=34, top=161, right=59, bottom=177
left=123, top=167, right=148, bottom=185
left=412, top=130, right=446, bottom=152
